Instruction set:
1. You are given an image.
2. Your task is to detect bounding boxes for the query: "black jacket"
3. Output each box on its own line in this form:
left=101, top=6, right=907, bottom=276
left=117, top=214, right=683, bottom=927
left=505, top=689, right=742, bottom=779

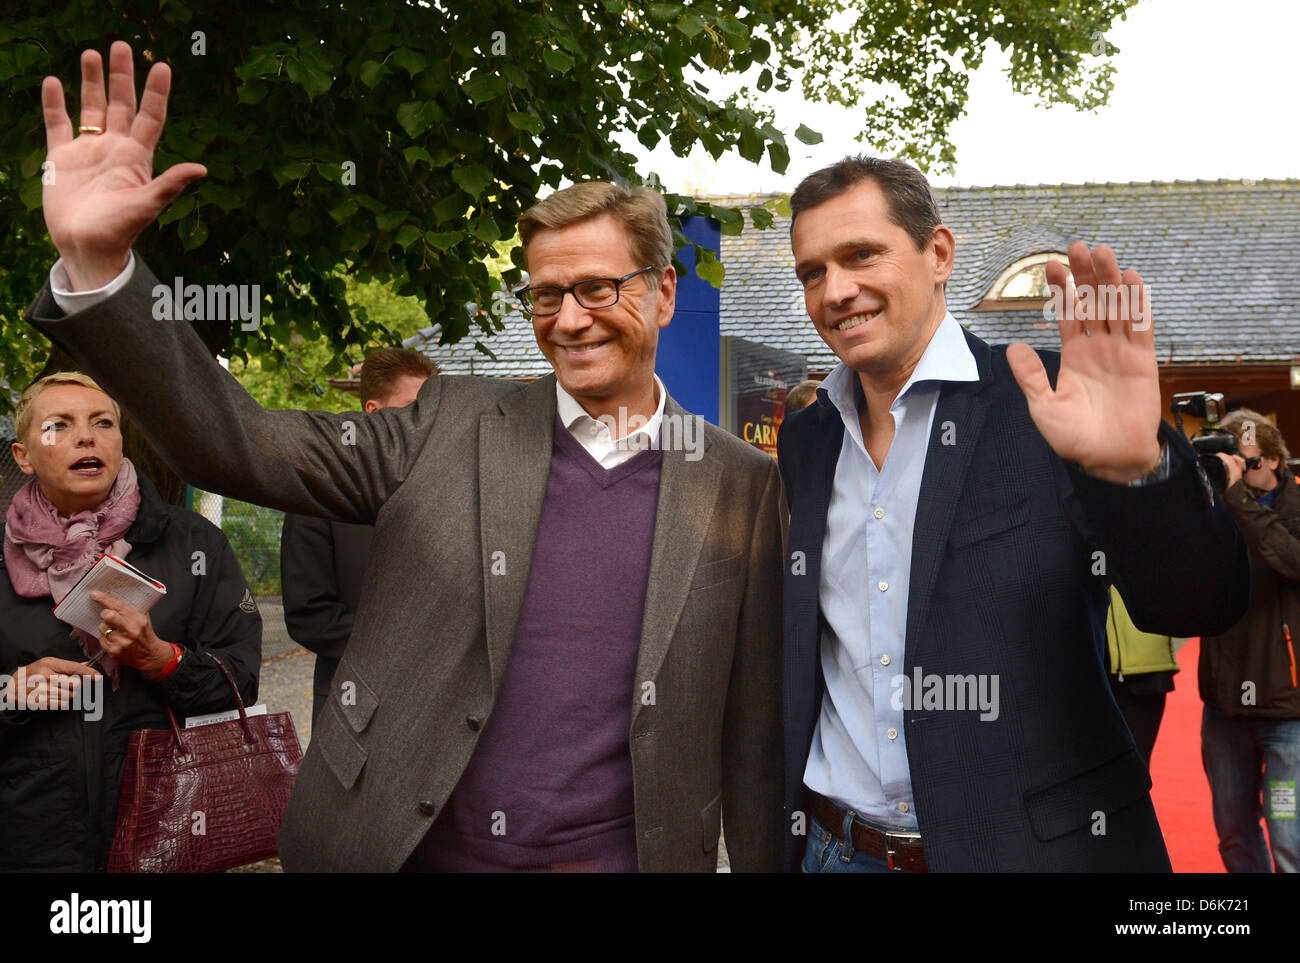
left=279, top=513, right=372, bottom=721
left=1200, top=468, right=1300, bottom=718
left=0, top=472, right=261, bottom=871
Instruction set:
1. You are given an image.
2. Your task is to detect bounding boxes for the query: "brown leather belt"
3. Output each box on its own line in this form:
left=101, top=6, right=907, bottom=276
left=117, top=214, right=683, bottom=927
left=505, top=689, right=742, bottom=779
left=810, top=792, right=928, bottom=872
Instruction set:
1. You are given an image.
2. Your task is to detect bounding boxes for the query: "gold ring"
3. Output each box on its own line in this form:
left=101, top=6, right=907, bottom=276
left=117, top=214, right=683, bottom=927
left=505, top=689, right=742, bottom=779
left=78, top=125, right=104, bottom=134
left=103, top=627, right=114, bottom=636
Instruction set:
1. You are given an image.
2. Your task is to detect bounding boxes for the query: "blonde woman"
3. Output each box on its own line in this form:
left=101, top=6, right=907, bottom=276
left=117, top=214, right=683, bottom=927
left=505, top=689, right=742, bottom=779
left=1, top=373, right=261, bottom=870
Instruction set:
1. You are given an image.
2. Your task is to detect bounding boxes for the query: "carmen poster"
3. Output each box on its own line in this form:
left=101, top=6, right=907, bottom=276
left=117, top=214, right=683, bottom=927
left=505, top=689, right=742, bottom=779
left=720, top=337, right=807, bottom=458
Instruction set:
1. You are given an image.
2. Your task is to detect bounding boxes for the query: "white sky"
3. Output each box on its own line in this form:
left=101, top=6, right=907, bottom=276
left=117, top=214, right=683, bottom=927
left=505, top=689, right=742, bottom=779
left=633, top=0, right=1300, bottom=194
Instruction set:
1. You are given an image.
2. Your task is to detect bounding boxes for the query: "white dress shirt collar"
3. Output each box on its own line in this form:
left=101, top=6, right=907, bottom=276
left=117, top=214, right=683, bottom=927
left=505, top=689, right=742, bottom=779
left=555, top=374, right=667, bottom=469
left=819, top=310, right=980, bottom=418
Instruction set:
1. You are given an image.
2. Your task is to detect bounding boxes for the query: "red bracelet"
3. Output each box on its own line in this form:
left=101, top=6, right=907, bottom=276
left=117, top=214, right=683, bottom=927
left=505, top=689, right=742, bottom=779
left=146, top=643, right=183, bottom=681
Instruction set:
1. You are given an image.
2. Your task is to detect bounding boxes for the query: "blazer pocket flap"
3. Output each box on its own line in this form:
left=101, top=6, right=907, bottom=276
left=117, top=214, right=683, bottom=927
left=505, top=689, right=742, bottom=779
left=1023, top=749, right=1151, bottom=841
left=333, top=664, right=380, bottom=734
left=317, top=700, right=367, bottom=791
left=690, top=552, right=742, bottom=592
left=949, top=495, right=1030, bottom=549
left=701, top=792, right=722, bottom=853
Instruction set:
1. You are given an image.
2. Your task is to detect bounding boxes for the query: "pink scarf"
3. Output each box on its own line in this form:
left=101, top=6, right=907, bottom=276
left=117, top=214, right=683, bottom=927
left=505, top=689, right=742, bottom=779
left=4, top=458, right=142, bottom=687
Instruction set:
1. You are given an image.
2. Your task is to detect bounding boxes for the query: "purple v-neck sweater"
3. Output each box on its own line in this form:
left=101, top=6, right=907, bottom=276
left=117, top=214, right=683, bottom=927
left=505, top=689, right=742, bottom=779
left=416, top=416, right=663, bottom=871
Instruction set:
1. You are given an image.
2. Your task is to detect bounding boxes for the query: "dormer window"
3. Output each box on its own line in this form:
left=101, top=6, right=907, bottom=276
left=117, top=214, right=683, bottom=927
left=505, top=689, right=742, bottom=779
left=976, top=252, right=1070, bottom=310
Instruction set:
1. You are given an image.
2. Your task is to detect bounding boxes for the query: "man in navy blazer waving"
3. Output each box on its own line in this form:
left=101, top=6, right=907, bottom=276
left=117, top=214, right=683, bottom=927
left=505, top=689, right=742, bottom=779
left=778, top=155, right=1249, bottom=873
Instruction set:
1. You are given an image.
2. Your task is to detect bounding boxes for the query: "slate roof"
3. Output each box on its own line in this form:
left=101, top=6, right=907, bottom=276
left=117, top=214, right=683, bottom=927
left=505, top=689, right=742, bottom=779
left=412, top=179, right=1300, bottom=375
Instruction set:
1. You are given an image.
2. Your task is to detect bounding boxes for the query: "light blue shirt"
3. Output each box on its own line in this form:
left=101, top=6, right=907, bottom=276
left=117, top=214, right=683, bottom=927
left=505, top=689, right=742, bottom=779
left=802, top=311, right=979, bottom=829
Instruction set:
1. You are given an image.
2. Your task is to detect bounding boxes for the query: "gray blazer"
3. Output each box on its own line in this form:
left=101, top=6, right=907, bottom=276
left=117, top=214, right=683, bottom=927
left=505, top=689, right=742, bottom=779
left=27, top=258, right=785, bottom=872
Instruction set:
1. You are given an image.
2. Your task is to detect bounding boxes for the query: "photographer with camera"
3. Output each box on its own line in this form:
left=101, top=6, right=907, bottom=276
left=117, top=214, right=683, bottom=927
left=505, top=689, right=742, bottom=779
left=1199, top=408, right=1300, bottom=872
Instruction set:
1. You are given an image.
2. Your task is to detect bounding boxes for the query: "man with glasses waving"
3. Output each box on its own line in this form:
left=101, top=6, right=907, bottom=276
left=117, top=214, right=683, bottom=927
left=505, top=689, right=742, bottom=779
left=26, top=42, right=783, bottom=872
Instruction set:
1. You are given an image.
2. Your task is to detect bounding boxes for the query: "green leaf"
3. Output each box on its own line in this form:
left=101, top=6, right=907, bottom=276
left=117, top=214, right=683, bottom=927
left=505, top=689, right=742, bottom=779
left=19, top=147, right=42, bottom=179
left=285, top=57, right=332, bottom=99
left=157, top=193, right=197, bottom=226
left=768, top=141, right=790, bottom=174
left=329, top=197, right=360, bottom=223
left=181, top=218, right=209, bottom=251
left=499, top=62, right=532, bottom=91
left=452, top=164, right=493, bottom=197
left=359, top=60, right=386, bottom=88
left=274, top=160, right=313, bottom=185
left=676, top=13, right=705, bottom=38
left=795, top=124, right=823, bottom=145
left=695, top=248, right=725, bottom=286
left=396, top=101, right=436, bottom=138
left=403, top=145, right=434, bottom=167
left=198, top=182, right=242, bottom=212
left=470, top=216, right=501, bottom=244
left=627, top=58, right=655, bottom=82
left=236, top=81, right=269, bottom=105
left=235, top=50, right=281, bottom=80
left=542, top=47, right=575, bottom=74
left=648, top=4, right=681, bottom=23
left=714, top=207, right=744, bottom=236
left=757, top=68, right=772, bottom=92
left=750, top=207, right=773, bottom=230
left=423, top=231, right=460, bottom=251
left=18, top=174, right=42, bottom=212
left=432, top=193, right=467, bottom=223
left=462, top=70, right=507, bottom=103
left=395, top=225, right=422, bottom=249
left=506, top=111, right=543, bottom=135
left=376, top=210, right=407, bottom=231
left=390, top=48, right=426, bottom=76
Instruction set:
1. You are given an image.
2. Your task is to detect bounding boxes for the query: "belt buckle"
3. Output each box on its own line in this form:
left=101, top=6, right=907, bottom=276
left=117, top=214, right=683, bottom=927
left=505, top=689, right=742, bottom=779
left=883, top=830, right=921, bottom=871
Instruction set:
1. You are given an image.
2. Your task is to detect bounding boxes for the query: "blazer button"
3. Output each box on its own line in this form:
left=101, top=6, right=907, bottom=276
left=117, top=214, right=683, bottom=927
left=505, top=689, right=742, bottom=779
left=418, top=800, right=436, bottom=816
left=466, top=715, right=482, bottom=731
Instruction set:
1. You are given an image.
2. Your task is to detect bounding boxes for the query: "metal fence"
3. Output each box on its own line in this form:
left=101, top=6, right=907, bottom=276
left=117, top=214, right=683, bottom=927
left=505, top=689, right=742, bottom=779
left=0, top=418, right=25, bottom=520
left=189, top=488, right=283, bottom=597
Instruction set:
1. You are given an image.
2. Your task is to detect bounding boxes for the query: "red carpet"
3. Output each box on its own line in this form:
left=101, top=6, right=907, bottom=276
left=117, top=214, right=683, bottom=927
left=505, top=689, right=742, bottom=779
left=1148, top=637, right=1226, bottom=872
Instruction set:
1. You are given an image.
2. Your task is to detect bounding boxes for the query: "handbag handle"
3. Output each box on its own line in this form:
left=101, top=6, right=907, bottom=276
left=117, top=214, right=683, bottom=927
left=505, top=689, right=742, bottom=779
left=164, top=651, right=257, bottom=757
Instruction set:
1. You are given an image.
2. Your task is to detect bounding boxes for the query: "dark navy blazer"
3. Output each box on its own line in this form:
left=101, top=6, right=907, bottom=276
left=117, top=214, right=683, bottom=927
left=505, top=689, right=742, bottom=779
left=776, top=329, right=1250, bottom=871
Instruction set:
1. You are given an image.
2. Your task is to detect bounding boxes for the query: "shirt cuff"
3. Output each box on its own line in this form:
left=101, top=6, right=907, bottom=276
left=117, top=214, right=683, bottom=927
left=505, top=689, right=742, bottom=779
left=50, top=251, right=136, bottom=314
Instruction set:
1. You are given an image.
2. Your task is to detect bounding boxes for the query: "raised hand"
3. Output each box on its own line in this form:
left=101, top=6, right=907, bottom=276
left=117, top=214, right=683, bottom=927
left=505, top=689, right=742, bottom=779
left=41, top=41, right=206, bottom=291
left=1006, top=241, right=1161, bottom=484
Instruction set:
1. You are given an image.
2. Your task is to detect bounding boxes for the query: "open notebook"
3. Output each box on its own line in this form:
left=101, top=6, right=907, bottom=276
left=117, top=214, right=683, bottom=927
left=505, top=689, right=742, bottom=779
left=53, top=554, right=167, bottom=637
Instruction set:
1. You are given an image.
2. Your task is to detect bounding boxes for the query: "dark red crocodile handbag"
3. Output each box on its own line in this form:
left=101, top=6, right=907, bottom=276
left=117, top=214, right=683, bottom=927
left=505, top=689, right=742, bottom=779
left=108, top=653, right=302, bottom=872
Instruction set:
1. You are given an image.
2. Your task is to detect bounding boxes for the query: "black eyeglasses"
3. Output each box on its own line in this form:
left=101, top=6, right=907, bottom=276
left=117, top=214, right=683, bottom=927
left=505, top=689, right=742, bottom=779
left=515, top=266, right=656, bottom=316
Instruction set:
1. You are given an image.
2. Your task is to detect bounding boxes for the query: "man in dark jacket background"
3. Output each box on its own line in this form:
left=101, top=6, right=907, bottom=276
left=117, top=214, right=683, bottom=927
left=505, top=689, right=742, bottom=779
left=280, top=348, right=435, bottom=725
left=1201, top=408, right=1300, bottom=872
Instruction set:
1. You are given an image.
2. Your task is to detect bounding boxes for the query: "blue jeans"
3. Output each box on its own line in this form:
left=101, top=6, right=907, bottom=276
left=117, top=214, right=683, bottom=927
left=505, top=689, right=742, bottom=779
left=800, top=814, right=910, bottom=874
left=1201, top=705, right=1300, bottom=873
